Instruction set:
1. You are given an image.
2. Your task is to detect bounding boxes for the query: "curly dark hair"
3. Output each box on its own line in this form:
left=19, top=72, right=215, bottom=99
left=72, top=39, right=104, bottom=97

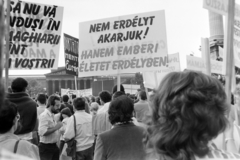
left=144, top=71, right=228, bottom=160
left=108, top=95, right=133, bottom=125
left=47, top=95, right=61, bottom=108
left=99, top=90, right=111, bottom=103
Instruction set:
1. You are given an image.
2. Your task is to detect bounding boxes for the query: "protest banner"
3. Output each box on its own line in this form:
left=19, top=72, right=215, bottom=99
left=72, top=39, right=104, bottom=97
left=122, top=84, right=140, bottom=94
left=186, top=55, right=223, bottom=74
left=76, top=88, right=92, bottom=97
left=143, top=53, right=180, bottom=89
left=61, top=88, right=92, bottom=97
left=203, top=0, right=228, bottom=16
left=78, top=10, right=168, bottom=77
left=64, top=33, right=79, bottom=76
left=7, top=0, right=63, bottom=69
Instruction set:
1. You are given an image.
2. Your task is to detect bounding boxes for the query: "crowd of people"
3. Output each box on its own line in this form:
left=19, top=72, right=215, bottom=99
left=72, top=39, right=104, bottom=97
left=0, top=71, right=240, bottom=160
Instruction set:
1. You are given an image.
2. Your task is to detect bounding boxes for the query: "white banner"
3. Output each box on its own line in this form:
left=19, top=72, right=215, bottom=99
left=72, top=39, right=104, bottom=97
left=8, top=0, right=64, bottom=69
left=78, top=10, right=168, bottom=77
left=143, top=53, right=181, bottom=89
left=61, top=88, right=92, bottom=97
left=123, top=84, right=140, bottom=94
left=186, top=56, right=223, bottom=74
left=203, top=0, right=228, bottom=16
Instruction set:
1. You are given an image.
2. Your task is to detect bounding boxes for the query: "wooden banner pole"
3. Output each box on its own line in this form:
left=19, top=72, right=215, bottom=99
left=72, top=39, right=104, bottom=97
left=0, top=0, right=5, bottom=108
left=224, top=0, right=235, bottom=105
left=0, top=0, right=4, bottom=80
left=117, top=74, right=120, bottom=91
left=142, top=72, right=150, bottom=101
left=201, top=38, right=211, bottom=76
left=5, top=0, right=10, bottom=88
left=154, top=71, right=158, bottom=88
left=74, top=76, right=77, bottom=91
left=222, top=0, right=235, bottom=151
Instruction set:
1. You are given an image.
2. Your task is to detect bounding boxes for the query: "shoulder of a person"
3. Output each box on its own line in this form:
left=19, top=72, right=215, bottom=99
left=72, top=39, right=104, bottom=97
left=18, top=140, right=36, bottom=149
left=96, top=112, right=107, bottom=120
left=98, top=129, right=112, bottom=139
left=39, top=111, right=48, bottom=119
left=17, top=140, right=39, bottom=158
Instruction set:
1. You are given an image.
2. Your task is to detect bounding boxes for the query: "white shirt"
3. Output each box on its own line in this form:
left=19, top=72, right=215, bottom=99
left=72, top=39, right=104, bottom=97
left=17, top=132, right=32, bottom=140
left=59, top=117, right=69, bottom=141
left=64, top=110, right=94, bottom=152
left=38, top=109, right=59, bottom=144
left=97, top=102, right=110, bottom=114
left=37, top=105, right=46, bottom=117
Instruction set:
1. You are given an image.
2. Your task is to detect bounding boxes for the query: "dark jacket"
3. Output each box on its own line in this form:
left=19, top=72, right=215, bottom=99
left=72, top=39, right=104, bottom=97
left=94, top=123, right=146, bottom=160
left=6, top=92, right=37, bottom=135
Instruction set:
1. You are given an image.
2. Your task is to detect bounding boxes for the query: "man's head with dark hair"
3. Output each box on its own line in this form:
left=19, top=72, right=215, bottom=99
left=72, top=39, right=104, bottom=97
left=112, top=84, right=125, bottom=95
left=0, top=100, right=19, bottom=134
left=112, top=91, right=125, bottom=100
left=108, top=95, right=134, bottom=125
left=11, top=77, right=28, bottom=93
left=37, top=93, right=47, bottom=105
left=62, top=95, right=69, bottom=103
left=73, top=97, right=86, bottom=111
left=138, top=91, right=147, bottom=100
left=47, top=95, right=61, bottom=114
left=99, top=90, right=111, bottom=104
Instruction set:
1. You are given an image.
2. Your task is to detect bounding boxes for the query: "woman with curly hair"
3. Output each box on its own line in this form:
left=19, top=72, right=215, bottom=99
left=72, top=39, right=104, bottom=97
left=144, top=71, right=240, bottom=160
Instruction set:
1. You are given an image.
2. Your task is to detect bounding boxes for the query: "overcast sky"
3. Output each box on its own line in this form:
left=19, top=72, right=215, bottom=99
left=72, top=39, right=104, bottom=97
left=7, top=0, right=213, bottom=76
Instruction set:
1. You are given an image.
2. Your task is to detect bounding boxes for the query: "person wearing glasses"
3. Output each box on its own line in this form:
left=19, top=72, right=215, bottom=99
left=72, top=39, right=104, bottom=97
left=0, top=99, right=39, bottom=159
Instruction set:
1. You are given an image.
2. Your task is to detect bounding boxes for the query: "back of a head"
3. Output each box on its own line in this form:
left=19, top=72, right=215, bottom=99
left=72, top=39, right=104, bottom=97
left=90, top=102, right=99, bottom=111
left=90, top=96, right=95, bottom=103
left=108, top=95, right=134, bottom=125
left=112, top=84, right=125, bottom=95
left=99, top=90, right=112, bottom=103
left=139, top=91, right=147, bottom=100
left=145, top=71, right=228, bottom=160
left=37, top=93, right=47, bottom=105
left=112, top=91, right=125, bottom=100
left=61, top=107, right=72, bottom=117
left=11, top=77, right=28, bottom=93
left=62, top=95, right=69, bottom=103
left=0, top=100, right=18, bottom=134
left=73, top=97, right=86, bottom=110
